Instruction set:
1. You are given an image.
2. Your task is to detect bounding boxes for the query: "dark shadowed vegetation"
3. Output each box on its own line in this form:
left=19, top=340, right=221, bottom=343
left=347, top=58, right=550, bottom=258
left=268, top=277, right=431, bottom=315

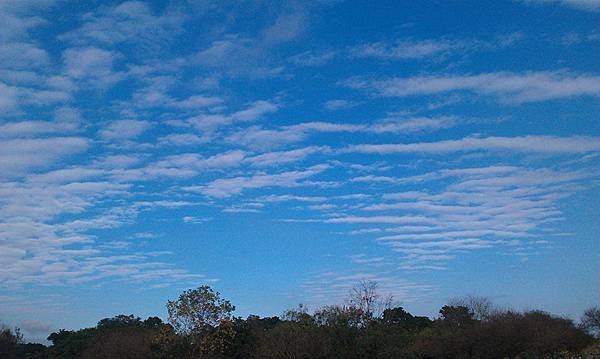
left=2, top=283, right=598, bottom=358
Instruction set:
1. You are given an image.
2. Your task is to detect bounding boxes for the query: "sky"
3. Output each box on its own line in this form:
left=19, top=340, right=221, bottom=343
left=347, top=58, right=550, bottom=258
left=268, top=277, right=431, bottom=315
left=0, top=0, right=599, bottom=343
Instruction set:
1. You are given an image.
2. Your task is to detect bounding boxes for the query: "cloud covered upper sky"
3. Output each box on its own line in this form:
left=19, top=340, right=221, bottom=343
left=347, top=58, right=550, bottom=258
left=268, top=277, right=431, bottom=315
left=0, top=0, right=599, bottom=342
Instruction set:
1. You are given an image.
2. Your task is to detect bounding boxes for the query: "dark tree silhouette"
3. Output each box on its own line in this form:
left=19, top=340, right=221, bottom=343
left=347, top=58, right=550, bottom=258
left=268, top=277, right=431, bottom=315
left=3, top=284, right=595, bottom=358
left=581, top=306, right=600, bottom=337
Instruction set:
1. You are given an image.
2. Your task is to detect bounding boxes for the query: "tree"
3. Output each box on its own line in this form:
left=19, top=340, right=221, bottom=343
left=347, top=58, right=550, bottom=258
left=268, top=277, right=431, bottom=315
left=19, top=343, right=47, bottom=359
left=581, top=306, right=600, bottom=337
left=225, top=316, right=280, bottom=358
left=48, top=328, right=96, bottom=358
left=257, top=321, right=330, bottom=359
left=97, top=314, right=142, bottom=329
left=81, top=325, right=157, bottom=359
left=0, top=323, right=22, bottom=359
left=382, top=306, right=431, bottom=331
left=347, top=280, right=392, bottom=326
left=413, top=305, right=477, bottom=357
left=449, top=295, right=495, bottom=321
left=314, top=305, right=363, bottom=328
left=518, top=310, right=592, bottom=356
left=282, top=304, right=314, bottom=326
left=144, top=316, right=164, bottom=329
left=47, top=315, right=166, bottom=358
left=167, top=285, right=235, bottom=336
left=165, top=285, right=236, bottom=358
left=439, top=305, right=475, bottom=328
left=348, top=280, right=379, bottom=322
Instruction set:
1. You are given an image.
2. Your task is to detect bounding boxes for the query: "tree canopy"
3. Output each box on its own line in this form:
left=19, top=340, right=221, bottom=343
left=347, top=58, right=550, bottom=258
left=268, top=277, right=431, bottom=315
left=1, top=283, right=597, bottom=358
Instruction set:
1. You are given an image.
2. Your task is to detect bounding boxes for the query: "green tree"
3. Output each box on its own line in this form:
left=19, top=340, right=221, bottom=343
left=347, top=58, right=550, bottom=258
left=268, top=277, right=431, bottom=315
left=167, top=285, right=235, bottom=336
left=257, top=321, right=330, bottom=359
left=382, top=306, right=431, bottom=331
left=165, top=285, right=236, bottom=358
left=449, top=295, right=495, bottom=321
left=439, top=305, right=475, bottom=328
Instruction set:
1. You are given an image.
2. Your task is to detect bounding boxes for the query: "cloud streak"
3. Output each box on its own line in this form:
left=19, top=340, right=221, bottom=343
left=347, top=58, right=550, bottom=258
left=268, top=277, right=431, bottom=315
left=347, top=71, right=600, bottom=103
left=188, top=164, right=329, bottom=198
left=345, top=135, right=600, bottom=155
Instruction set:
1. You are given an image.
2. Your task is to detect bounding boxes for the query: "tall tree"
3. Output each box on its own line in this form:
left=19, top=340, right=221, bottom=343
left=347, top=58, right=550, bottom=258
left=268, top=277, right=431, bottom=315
left=0, top=323, right=22, bottom=359
left=581, top=306, right=600, bottom=337
left=167, top=285, right=235, bottom=336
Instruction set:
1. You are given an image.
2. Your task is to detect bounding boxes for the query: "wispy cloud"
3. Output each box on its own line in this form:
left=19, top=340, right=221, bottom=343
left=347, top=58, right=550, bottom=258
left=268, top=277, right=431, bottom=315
left=0, top=137, right=89, bottom=174
left=227, top=117, right=460, bottom=149
left=344, top=135, right=600, bottom=155
left=246, top=146, right=328, bottom=166
left=63, top=47, right=124, bottom=88
left=323, top=99, right=357, bottom=110
left=313, top=164, right=596, bottom=268
left=349, top=39, right=465, bottom=60
left=59, top=1, right=185, bottom=49
left=99, top=119, right=151, bottom=140
left=189, top=164, right=329, bottom=198
left=300, top=270, right=437, bottom=307
left=523, top=0, right=600, bottom=10
left=346, top=71, right=600, bottom=103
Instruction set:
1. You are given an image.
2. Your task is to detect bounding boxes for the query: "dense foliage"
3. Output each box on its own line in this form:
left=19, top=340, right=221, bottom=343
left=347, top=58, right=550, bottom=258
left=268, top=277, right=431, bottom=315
left=2, top=283, right=598, bottom=358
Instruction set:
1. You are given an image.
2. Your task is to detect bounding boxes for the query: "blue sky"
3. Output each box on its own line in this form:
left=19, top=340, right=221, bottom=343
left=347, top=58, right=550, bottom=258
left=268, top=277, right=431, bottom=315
left=0, top=0, right=599, bottom=342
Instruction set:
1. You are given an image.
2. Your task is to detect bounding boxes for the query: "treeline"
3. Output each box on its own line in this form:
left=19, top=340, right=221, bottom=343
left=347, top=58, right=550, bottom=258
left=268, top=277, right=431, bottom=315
left=2, top=283, right=600, bottom=358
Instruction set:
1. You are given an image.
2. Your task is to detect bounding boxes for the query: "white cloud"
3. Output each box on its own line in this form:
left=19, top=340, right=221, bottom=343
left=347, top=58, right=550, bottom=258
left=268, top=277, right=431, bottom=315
left=0, top=42, right=48, bottom=69
left=227, top=118, right=455, bottom=150
left=99, top=120, right=150, bottom=140
left=350, top=39, right=461, bottom=60
left=195, top=37, right=252, bottom=68
left=314, top=164, right=597, bottom=268
left=0, top=0, right=58, bottom=42
left=0, top=120, right=79, bottom=138
left=368, top=116, right=457, bottom=133
left=46, top=76, right=77, bottom=93
left=230, top=100, right=278, bottom=122
left=247, top=146, right=327, bottom=166
left=63, top=47, right=123, bottom=88
left=348, top=35, right=522, bottom=61
left=59, top=0, right=184, bottom=48
left=28, top=168, right=106, bottom=184
left=323, top=99, right=357, bottom=110
left=348, top=71, right=600, bottom=103
left=194, top=37, right=284, bottom=78
left=63, top=47, right=114, bottom=78
left=300, top=270, right=437, bottom=307
left=325, top=215, right=436, bottom=225
left=128, top=76, right=224, bottom=110
left=345, top=135, right=600, bottom=155
left=158, top=133, right=207, bottom=146
left=189, top=100, right=278, bottom=133
left=93, top=154, right=141, bottom=169
left=259, top=194, right=327, bottom=203
left=194, top=164, right=328, bottom=198
left=289, top=50, right=337, bottom=66
left=54, top=106, right=81, bottom=123
left=182, top=216, right=211, bottom=224
left=262, top=9, right=307, bottom=44
left=225, top=126, right=308, bottom=149
left=174, top=95, right=223, bottom=109
left=524, top=0, right=600, bottom=10
left=19, top=319, right=52, bottom=335
left=0, top=82, right=18, bottom=111
left=0, top=137, right=89, bottom=174
left=143, top=150, right=246, bottom=179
